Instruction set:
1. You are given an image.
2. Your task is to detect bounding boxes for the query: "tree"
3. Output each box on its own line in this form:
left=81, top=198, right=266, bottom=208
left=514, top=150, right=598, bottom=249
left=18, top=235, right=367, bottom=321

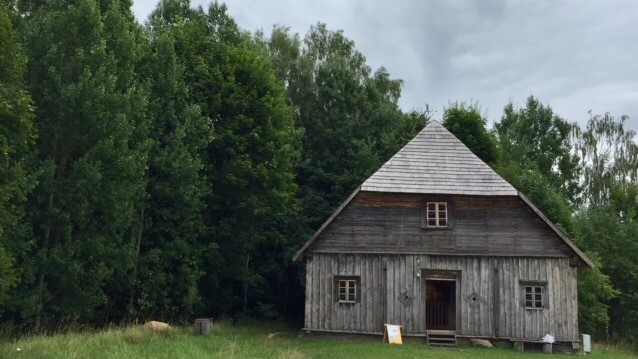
left=575, top=113, right=638, bottom=206
left=12, top=0, right=148, bottom=329
left=267, top=24, right=427, bottom=230
left=495, top=96, right=581, bottom=204
left=576, top=199, right=638, bottom=344
left=126, top=28, right=212, bottom=321
left=149, top=1, right=301, bottom=320
left=442, top=101, right=499, bottom=165
left=573, top=114, right=638, bottom=346
left=0, top=5, right=36, bottom=312
left=577, top=252, right=619, bottom=338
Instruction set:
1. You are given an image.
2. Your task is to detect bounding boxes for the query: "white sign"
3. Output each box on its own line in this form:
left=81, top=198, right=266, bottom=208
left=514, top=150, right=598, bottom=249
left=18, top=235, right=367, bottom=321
left=383, top=324, right=403, bottom=345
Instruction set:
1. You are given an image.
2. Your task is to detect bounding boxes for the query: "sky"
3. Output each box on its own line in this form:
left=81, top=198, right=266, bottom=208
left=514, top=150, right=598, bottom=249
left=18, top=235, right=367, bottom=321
left=132, top=0, right=638, bottom=132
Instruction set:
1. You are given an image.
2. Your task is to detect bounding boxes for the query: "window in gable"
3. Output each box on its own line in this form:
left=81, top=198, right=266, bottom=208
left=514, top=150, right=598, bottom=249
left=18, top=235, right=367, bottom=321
left=427, top=202, right=448, bottom=228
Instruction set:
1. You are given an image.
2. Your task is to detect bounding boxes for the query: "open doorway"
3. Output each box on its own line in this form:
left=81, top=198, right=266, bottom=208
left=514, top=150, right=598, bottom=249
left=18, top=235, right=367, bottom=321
left=426, top=280, right=456, bottom=330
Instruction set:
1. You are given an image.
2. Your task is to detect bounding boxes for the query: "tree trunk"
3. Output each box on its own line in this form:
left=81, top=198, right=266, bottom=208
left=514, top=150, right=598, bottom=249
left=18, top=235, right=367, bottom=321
left=127, top=204, right=145, bottom=320
left=242, top=253, right=250, bottom=321
left=35, top=192, right=54, bottom=332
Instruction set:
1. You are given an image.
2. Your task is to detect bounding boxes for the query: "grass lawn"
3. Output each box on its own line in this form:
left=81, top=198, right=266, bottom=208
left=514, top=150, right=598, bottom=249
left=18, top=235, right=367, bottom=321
left=1, top=321, right=635, bottom=359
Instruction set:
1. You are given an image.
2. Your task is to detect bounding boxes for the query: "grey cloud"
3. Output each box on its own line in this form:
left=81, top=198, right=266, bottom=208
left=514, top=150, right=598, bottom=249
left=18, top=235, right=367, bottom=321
left=132, top=0, right=638, bottom=132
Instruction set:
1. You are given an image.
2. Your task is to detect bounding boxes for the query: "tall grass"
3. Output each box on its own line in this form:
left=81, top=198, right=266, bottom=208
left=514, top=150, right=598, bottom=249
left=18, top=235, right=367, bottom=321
left=0, top=321, right=635, bottom=359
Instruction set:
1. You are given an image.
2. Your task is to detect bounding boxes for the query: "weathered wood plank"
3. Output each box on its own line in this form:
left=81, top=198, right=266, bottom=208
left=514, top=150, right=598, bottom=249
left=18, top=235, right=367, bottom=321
left=406, top=253, right=414, bottom=332
left=381, top=265, right=387, bottom=331
left=312, top=254, right=320, bottom=329
left=328, top=254, right=335, bottom=331
left=311, top=193, right=575, bottom=258
left=303, top=254, right=579, bottom=342
left=493, top=263, right=499, bottom=337
left=305, top=258, right=312, bottom=328
left=318, top=254, right=325, bottom=330
left=571, top=265, right=579, bottom=339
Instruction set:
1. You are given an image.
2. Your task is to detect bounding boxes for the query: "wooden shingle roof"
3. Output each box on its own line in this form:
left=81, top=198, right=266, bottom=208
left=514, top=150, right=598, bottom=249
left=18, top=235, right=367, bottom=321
left=361, top=121, right=517, bottom=196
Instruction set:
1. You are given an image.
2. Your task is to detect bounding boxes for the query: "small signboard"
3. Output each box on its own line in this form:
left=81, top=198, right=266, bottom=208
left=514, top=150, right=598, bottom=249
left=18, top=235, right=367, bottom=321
left=383, top=324, right=402, bottom=345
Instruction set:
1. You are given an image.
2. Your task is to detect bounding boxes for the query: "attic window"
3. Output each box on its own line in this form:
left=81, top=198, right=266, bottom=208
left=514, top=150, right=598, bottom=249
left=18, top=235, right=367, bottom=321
left=427, top=202, right=447, bottom=228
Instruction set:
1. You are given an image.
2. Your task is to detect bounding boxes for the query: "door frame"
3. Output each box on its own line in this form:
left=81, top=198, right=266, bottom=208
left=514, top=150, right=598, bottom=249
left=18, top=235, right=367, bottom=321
left=422, top=269, right=461, bottom=332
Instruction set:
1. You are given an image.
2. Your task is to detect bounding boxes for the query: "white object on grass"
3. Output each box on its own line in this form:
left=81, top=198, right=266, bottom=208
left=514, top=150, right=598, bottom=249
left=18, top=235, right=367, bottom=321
left=582, top=334, right=591, bottom=353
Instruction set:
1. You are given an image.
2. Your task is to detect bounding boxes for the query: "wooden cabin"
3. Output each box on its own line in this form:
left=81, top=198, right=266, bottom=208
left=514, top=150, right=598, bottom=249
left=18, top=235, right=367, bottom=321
left=293, top=121, right=592, bottom=348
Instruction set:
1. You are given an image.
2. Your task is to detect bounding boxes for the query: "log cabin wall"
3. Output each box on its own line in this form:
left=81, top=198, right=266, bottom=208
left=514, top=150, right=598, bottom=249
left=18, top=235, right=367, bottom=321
left=308, top=192, right=574, bottom=257
left=304, top=253, right=578, bottom=341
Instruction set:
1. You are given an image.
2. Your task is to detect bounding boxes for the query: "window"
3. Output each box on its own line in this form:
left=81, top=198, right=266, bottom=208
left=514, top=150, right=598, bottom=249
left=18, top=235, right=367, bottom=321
left=339, top=280, right=356, bottom=302
left=427, top=202, right=448, bottom=228
left=334, top=276, right=359, bottom=303
left=522, top=283, right=546, bottom=309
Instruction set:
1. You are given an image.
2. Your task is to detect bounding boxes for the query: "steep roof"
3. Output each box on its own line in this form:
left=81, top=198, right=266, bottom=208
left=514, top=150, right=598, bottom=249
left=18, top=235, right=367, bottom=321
left=361, top=121, right=517, bottom=195
left=293, top=121, right=593, bottom=267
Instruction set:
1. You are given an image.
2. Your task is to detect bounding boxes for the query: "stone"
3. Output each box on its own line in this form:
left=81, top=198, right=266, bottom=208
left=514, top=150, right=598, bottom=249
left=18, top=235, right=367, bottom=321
left=144, top=321, right=170, bottom=332
left=471, top=338, right=494, bottom=348
left=267, top=332, right=286, bottom=339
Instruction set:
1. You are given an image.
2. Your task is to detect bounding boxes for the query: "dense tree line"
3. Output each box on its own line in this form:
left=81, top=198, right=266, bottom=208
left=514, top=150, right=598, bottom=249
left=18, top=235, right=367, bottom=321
left=1, top=0, right=637, bottom=349
left=0, top=0, right=424, bottom=330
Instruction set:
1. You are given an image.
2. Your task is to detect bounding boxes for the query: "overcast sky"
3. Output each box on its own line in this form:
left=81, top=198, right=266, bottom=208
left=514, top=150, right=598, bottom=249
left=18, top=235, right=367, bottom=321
left=132, top=0, right=638, bottom=132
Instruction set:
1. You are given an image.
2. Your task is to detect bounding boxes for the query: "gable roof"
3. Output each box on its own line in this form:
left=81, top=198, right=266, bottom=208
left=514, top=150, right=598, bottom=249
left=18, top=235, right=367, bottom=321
left=361, top=121, right=517, bottom=196
left=293, top=121, right=593, bottom=267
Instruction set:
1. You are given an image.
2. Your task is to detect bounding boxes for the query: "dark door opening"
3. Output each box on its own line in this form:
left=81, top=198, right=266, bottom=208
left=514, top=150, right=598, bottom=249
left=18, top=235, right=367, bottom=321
left=426, top=280, right=456, bottom=330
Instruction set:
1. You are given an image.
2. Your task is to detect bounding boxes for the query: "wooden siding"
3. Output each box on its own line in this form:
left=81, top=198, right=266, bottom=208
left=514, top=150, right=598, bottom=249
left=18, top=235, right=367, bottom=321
left=308, top=192, right=574, bottom=258
left=304, top=253, right=578, bottom=341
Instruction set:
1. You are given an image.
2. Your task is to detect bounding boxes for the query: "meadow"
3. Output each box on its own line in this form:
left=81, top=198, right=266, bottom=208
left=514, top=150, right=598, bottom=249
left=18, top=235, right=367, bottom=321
left=1, top=321, right=635, bottom=359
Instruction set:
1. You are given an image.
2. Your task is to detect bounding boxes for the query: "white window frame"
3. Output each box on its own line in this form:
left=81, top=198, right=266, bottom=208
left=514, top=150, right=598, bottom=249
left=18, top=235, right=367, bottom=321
left=426, top=202, right=448, bottom=228
left=337, top=278, right=357, bottom=303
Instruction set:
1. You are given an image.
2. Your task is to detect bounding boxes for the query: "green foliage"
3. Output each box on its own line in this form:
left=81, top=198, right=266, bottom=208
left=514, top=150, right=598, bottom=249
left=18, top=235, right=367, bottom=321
left=149, top=0, right=301, bottom=320
left=267, top=24, right=427, bottom=230
left=0, top=5, right=36, bottom=313
left=511, top=169, right=575, bottom=235
left=8, top=0, right=148, bottom=329
left=442, top=101, right=499, bottom=165
left=127, top=26, right=212, bottom=321
left=492, top=98, right=575, bottom=234
left=571, top=114, right=638, bottom=346
left=495, top=96, right=581, bottom=204
left=576, top=189, right=638, bottom=344
left=577, top=253, right=619, bottom=338
left=575, top=113, right=638, bottom=206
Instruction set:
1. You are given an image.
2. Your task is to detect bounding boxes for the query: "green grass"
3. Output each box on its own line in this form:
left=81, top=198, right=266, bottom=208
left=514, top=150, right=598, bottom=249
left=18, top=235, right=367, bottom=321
left=0, top=321, right=635, bottom=359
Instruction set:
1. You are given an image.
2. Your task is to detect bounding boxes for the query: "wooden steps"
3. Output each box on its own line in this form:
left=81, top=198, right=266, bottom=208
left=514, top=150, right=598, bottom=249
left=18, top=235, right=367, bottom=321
left=426, top=330, right=457, bottom=346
